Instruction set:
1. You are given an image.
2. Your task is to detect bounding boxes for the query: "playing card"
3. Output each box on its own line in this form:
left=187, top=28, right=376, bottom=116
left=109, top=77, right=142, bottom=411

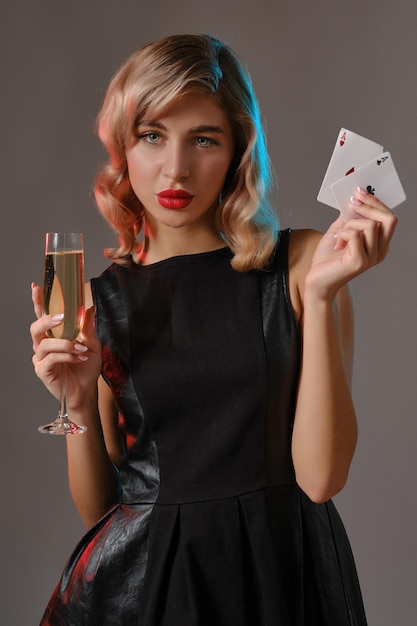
left=317, top=128, right=383, bottom=209
left=330, top=151, right=406, bottom=221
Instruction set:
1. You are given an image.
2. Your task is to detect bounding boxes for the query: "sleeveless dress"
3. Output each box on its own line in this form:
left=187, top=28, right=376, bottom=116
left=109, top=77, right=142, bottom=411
left=40, top=230, right=367, bottom=626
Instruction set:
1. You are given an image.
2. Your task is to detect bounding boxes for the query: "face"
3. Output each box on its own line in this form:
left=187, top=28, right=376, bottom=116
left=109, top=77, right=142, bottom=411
left=125, top=93, right=235, bottom=234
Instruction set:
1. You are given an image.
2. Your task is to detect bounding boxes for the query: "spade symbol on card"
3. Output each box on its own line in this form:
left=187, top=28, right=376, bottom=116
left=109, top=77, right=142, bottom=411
left=330, top=150, right=406, bottom=221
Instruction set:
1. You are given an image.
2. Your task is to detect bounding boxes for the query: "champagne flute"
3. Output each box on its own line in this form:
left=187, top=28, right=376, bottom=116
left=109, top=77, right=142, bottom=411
left=38, top=233, right=88, bottom=435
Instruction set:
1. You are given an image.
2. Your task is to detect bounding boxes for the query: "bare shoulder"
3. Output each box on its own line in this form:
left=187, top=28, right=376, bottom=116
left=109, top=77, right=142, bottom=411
left=288, top=228, right=322, bottom=265
left=287, top=228, right=322, bottom=320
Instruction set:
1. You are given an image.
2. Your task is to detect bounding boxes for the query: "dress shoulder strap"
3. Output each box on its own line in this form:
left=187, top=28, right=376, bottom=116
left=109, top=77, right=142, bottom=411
left=259, top=228, right=296, bottom=331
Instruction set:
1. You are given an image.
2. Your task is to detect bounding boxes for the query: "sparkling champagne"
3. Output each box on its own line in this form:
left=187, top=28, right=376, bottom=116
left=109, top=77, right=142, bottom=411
left=43, top=251, right=84, bottom=340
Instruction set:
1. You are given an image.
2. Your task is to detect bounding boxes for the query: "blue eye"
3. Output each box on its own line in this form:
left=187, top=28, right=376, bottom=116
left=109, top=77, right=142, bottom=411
left=139, top=132, right=161, bottom=143
left=195, top=137, right=218, bottom=147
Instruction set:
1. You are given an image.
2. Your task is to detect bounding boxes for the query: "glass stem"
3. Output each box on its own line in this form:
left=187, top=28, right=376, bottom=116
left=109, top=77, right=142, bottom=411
left=59, top=365, right=68, bottom=419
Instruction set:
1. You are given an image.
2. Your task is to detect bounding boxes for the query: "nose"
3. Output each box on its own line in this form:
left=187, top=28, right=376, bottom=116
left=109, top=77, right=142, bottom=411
left=162, top=141, right=190, bottom=181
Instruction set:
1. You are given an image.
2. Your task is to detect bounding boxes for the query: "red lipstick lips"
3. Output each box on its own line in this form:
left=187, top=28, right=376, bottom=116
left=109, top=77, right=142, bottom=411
left=157, top=189, right=193, bottom=210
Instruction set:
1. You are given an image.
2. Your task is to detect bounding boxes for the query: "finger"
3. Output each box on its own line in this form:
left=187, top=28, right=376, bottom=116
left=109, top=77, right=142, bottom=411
left=336, top=227, right=368, bottom=268
left=360, top=221, right=381, bottom=264
left=341, top=219, right=381, bottom=262
left=34, top=337, right=89, bottom=364
left=30, top=314, right=65, bottom=349
left=350, top=188, right=398, bottom=226
left=339, top=217, right=391, bottom=270
left=356, top=187, right=390, bottom=207
left=31, top=282, right=44, bottom=319
left=346, top=192, right=398, bottom=256
left=32, top=351, right=89, bottom=386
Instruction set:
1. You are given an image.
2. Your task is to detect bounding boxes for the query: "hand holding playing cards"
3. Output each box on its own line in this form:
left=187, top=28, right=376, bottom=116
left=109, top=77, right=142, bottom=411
left=317, top=128, right=406, bottom=221
left=305, top=188, right=398, bottom=300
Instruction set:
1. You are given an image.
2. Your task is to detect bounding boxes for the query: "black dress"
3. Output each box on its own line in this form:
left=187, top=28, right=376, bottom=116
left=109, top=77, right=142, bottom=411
left=40, top=230, right=367, bottom=625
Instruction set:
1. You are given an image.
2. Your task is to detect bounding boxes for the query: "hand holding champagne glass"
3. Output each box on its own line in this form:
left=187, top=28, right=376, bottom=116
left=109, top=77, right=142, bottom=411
left=38, top=233, right=87, bottom=435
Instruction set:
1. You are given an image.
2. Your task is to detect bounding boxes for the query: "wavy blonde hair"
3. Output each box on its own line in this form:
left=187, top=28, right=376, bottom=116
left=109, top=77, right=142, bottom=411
left=94, top=34, right=279, bottom=271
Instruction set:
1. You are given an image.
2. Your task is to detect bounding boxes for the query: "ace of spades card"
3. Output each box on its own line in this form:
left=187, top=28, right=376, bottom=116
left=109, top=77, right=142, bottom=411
left=317, top=128, right=406, bottom=220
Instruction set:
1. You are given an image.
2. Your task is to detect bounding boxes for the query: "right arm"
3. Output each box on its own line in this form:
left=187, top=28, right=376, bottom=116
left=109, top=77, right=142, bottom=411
left=31, top=282, right=124, bottom=527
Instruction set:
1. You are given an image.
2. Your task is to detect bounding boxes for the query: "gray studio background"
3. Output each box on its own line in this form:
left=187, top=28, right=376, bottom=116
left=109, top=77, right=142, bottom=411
left=1, top=1, right=416, bottom=624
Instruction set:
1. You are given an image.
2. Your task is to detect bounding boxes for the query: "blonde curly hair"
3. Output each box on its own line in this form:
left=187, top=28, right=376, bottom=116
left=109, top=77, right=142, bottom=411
left=94, top=34, right=279, bottom=271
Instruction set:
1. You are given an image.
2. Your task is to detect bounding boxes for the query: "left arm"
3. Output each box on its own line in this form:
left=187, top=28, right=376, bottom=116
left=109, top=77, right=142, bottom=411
left=289, top=189, right=397, bottom=503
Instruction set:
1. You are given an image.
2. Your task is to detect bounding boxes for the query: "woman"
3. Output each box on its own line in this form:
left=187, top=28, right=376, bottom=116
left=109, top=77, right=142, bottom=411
left=31, top=34, right=397, bottom=625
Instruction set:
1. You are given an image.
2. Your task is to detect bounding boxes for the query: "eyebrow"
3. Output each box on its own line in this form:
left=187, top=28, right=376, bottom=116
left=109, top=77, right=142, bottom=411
left=189, top=125, right=225, bottom=135
left=138, top=120, right=225, bottom=135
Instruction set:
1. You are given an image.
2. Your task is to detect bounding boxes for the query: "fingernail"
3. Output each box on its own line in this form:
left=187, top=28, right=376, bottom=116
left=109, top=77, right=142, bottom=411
left=31, top=282, right=37, bottom=290
left=350, top=196, right=362, bottom=206
left=52, top=313, right=64, bottom=322
left=77, top=354, right=89, bottom=362
left=74, top=343, right=88, bottom=352
left=357, top=187, right=367, bottom=195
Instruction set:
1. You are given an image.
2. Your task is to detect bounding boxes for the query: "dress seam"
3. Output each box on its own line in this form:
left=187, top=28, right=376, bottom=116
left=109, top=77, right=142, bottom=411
left=122, top=483, right=298, bottom=507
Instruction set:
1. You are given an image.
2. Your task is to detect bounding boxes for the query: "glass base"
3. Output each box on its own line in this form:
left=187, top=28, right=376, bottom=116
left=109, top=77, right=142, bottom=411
left=38, top=416, right=87, bottom=435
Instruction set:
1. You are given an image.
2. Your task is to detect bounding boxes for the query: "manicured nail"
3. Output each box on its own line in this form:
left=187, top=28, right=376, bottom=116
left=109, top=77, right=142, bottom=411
left=350, top=196, right=362, bottom=206
left=74, top=343, right=88, bottom=352
left=357, top=187, right=367, bottom=195
left=52, top=313, right=64, bottom=322
left=77, top=354, right=89, bottom=362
